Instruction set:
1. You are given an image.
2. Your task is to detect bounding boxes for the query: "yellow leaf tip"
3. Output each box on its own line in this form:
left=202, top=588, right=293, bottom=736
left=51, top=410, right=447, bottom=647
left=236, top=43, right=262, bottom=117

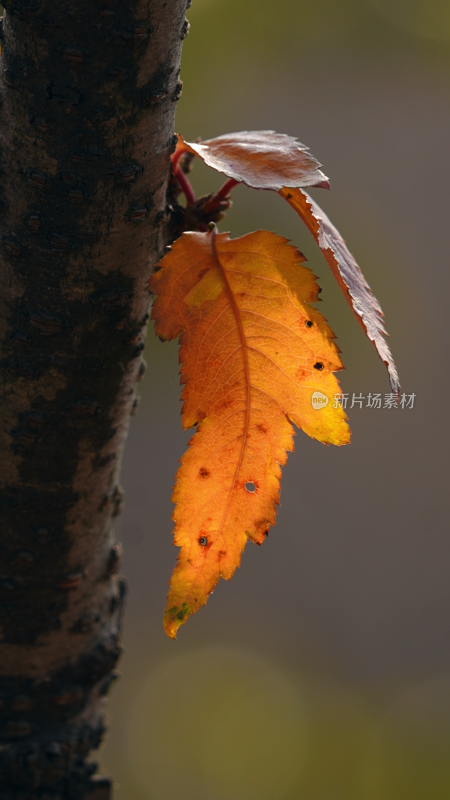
left=163, top=602, right=193, bottom=639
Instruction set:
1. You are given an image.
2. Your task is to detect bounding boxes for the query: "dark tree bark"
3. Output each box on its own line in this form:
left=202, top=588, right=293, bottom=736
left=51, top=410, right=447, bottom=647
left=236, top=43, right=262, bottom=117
left=0, top=1, right=189, bottom=797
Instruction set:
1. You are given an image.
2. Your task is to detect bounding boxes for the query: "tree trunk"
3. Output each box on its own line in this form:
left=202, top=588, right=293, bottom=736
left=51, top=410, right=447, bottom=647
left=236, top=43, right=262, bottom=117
left=0, top=1, right=188, bottom=797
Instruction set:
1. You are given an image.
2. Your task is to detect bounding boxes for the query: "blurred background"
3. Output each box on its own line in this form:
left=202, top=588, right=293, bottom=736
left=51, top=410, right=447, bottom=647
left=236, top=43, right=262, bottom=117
left=100, top=1, right=450, bottom=798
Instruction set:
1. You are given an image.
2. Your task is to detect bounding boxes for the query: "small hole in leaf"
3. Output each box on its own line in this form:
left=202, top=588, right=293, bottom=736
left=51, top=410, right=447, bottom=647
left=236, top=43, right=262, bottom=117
left=199, top=536, right=208, bottom=546
left=245, top=482, right=256, bottom=493
left=305, top=320, right=313, bottom=328
left=314, top=362, right=323, bottom=371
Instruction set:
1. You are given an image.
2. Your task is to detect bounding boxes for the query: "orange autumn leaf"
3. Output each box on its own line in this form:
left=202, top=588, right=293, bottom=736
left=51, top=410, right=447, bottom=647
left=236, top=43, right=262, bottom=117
left=149, top=228, right=350, bottom=638
left=174, top=130, right=399, bottom=392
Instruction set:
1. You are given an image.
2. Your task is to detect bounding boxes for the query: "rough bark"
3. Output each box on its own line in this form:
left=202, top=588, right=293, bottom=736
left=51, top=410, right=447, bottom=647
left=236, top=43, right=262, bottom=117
left=0, top=1, right=188, bottom=797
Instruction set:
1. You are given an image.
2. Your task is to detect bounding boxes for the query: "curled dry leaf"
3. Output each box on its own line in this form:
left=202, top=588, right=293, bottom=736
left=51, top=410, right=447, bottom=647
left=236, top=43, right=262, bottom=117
left=279, top=188, right=400, bottom=394
left=175, top=130, right=399, bottom=392
left=176, top=131, right=329, bottom=190
left=150, top=229, right=349, bottom=638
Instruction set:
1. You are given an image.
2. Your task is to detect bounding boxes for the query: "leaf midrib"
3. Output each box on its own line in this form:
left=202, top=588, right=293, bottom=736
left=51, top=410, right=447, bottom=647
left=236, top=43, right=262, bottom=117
left=210, top=229, right=250, bottom=542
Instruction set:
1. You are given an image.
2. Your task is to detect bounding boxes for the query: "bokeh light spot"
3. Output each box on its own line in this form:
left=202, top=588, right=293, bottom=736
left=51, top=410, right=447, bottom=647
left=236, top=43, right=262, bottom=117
left=126, top=646, right=306, bottom=800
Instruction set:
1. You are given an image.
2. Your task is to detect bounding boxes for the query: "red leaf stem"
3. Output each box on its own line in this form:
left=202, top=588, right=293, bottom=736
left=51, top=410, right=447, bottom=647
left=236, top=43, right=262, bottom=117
left=204, top=178, right=240, bottom=215
left=174, top=165, right=196, bottom=206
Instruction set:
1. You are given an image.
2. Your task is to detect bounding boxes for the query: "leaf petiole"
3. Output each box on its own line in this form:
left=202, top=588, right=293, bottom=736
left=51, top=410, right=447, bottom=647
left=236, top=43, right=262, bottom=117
left=174, top=165, right=196, bottom=206
left=204, top=178, right=240, bottom=214
left=170, top=140, right=189, bottom=170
